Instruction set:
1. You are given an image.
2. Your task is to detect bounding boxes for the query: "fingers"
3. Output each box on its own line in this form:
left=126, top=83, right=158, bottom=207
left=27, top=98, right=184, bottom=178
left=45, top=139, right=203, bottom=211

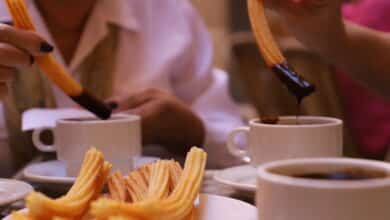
left=116, top=94, right=151, bottom=112
left=0, top=24, right=53, bottom=56
left=124, top=101, right=157, bottom=117
left=113, top=89, right=165, bottom=112
left=0, top=42, right=33, bottom=68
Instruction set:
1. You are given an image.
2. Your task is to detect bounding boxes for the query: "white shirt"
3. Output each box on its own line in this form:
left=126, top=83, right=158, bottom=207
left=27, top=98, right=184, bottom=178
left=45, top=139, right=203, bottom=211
left=0, top=0, right=243, bottom=168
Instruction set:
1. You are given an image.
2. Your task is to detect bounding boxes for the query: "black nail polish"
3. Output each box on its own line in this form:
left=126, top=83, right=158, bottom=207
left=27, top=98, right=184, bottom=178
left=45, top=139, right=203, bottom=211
left=30, top=55, right=35, bottom=65
left=40, top=42, right=54, bottom=53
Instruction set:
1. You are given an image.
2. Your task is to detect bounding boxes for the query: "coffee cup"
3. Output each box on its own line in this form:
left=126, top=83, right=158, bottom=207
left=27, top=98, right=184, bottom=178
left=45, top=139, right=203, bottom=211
left=227, top=116, right=343, bottom=164
left=257, top=158, right=390, bottom=220
left=32, top=114, right=141, bottom=176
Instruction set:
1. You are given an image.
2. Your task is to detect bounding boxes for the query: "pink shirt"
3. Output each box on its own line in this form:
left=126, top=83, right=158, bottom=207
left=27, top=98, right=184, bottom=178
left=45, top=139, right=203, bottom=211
left=336, top=0, right=390, bottom=158
left=0, top=0, right=243, bottom=168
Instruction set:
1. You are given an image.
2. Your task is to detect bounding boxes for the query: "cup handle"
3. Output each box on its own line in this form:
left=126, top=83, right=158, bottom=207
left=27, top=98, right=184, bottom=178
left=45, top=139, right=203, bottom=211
left=32, top=126, right=56, bottom=152
left=227, top=127, right=251, bottom=163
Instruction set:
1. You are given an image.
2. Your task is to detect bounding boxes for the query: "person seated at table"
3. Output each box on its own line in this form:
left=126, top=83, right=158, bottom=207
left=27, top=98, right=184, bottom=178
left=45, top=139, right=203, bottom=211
left=267, top=0, right=390, bottom=159
left=0, top=0, right=244, bottom=176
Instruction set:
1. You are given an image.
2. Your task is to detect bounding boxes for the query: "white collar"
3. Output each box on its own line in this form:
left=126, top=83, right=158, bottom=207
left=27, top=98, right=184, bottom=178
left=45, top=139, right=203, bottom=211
left=69, top=0, right=140, bottom=70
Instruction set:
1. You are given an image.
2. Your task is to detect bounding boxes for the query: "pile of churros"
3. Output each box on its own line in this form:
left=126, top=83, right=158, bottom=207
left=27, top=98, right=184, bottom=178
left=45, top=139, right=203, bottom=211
left=11, top=147, right=207, bottom=220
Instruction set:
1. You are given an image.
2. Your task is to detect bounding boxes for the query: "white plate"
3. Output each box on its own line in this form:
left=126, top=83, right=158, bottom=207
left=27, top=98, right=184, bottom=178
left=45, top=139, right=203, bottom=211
left=214, top=165, right=257, bottom=192
left=23, top=156, right=159, bottom=185
left=0, top=179, right=32, bottom=207
left=3, top=194, right=257, bottom=220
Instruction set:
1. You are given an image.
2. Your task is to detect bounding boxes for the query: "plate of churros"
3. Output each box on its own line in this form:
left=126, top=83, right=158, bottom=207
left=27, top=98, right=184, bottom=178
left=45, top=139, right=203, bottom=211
left=4, top=147, right=257, bottom=220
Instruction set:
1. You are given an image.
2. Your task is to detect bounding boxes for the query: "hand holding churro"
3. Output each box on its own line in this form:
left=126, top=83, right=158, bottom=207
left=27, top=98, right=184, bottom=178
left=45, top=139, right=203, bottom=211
left=4, top=0, right=112, bottom=119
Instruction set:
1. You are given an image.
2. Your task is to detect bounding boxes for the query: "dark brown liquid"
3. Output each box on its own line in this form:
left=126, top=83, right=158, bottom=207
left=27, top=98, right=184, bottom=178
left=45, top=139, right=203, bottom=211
left=296, top=100, right=300, bottom=125
left=257, top=118, right=326, bottom=125
left=64, top=118, right=101, bottom=122
left=263, top=63, right=315, bottom=126
left=293, top=170, right=387, bottom=181
left=64, top=116, right=124, bottom=122
left=260, top=116, right=279, bottom=124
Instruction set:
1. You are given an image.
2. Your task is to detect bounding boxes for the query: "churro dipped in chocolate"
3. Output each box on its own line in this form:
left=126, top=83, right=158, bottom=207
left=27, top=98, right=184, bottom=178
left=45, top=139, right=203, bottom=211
left=5, top=0, right=111, bottom=119
left=247, top=0, right=316, bottom=102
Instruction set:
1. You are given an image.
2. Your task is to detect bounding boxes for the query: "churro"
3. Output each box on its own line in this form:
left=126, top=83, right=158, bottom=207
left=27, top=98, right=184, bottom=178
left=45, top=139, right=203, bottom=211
left=26, top=148, right=111, bottom=219
left=125, top=165, right=151, bottom=203
left=108, top=172, right=129, bottom=202
left=10, top=212, right=31, bottom=220
left=146, top=160, right=170, bottom=200
left=168, top=160, right=183, bottom=191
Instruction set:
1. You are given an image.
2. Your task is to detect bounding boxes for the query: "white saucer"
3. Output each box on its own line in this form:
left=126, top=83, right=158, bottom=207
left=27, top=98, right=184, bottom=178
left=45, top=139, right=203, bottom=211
left=3, top=194, right=257, bottom=220
left=0, top=179, right=33, bottom=207
left=23, top=156, right=159, bottom=185
left=214, top=165, right=257, bottom=192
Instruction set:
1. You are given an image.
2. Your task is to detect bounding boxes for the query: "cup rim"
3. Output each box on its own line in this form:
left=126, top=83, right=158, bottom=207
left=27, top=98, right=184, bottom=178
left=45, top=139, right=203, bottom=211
left=250, top=116, right=342, bottom=128
left=57, top=113, right=140, bottom=124
left=258, top=158, right=390, bottom=189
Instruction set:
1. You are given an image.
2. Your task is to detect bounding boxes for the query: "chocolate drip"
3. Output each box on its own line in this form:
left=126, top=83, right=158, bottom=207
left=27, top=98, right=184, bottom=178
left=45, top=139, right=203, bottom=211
left=71, top=90, right=112, bottom=120
left=272, top=63, right=316, bottom=102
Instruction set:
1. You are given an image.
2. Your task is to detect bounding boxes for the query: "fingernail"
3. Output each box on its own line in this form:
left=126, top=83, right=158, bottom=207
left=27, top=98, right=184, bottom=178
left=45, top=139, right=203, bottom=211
left=40, top=42, right=54, bottom=53
left=107, top=101, right=118, bottom=109
left=30, top=55, right=35, bottom=65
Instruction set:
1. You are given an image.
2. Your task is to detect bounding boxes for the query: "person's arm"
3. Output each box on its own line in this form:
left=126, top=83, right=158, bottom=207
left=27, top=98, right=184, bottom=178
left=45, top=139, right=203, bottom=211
left=317, top=22, right=390, bottom=97
left=169, top=1, right=244, bottom=168
left=267, top=0, right=390, bottom=97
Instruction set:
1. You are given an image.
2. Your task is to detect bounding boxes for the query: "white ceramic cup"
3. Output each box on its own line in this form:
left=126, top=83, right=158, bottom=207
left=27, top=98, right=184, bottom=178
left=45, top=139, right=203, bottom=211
left=227, top=116, right=343, bottom=164
left=257, top=158, right=390, bottom=220
left=32, top=114, right=141, bottom=176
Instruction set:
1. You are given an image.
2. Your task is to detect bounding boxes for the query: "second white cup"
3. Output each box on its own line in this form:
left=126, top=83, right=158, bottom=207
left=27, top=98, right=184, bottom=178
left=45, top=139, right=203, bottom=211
left=227, top=116, right=343, bottom=165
